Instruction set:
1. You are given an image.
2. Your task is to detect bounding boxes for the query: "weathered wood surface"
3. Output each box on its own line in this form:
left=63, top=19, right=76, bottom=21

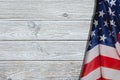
left=0, top=21, right=91, bottom=40
left=0, top=0, right=94, bottom=79
left=0, top=41, right=87, bottom=60
left=0, top=61, right=82, bottom=80
left=0, top=0, right=94, bottom=20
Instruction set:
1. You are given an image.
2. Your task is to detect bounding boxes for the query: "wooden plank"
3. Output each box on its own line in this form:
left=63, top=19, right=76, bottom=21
left=0, top=21, right=91, bottom=40
left=0, top=41, right=87, bottom=60
left=0, top=61, right=82, bottom=80
left=0, top=0, right=94, bottom=20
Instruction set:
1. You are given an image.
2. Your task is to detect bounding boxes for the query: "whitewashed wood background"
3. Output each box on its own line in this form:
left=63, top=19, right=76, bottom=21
left=0, top=0, right=95, bottom=80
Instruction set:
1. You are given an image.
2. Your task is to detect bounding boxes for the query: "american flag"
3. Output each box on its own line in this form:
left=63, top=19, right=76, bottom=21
left=80, top=0, right=120, bottom=80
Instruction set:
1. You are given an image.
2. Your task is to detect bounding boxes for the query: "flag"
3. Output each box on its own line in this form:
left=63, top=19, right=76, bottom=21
left=80, top=0, right=120, bottom=80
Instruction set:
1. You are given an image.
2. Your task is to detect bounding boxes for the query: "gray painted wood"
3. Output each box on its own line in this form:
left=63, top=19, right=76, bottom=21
left=0, top=0, right=94, bottom=20
left=0, top=41, right=87, bottom=60
left=0, top=21, right=91, bottom=40
left=0, top=61, right=82, bottom=80
left=0, top=0, right=94, bottom=79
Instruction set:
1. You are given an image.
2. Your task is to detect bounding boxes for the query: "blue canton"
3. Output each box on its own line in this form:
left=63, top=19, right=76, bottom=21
left=88, top=0, right=120, bottom=50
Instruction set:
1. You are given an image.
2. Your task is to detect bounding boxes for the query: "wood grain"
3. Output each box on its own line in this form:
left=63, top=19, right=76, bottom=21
left=0, top=0, right=94, bottom=20
left=0, top=21, right=91, bottom=40
left=0, top=61, right=82, bottom=80
left=0, top=41, right=87, bottom=60
left=0, top=0, right=94, bottom=79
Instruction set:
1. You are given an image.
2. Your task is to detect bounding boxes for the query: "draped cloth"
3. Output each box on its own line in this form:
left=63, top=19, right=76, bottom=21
left=80, top=0, right=120, bottom=80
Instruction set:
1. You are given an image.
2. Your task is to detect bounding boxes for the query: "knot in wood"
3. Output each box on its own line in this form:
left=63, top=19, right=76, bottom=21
left=27, top=21, right=36, bottom=28
left=8, top=78, right=12, bottom=80
left=62, top=13, right=68, bottom=17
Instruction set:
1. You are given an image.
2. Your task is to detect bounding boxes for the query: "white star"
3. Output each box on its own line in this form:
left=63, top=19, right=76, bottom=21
left=99, top=2, right=102, bottom=4
left=108, top=7, right=112, bottom=14
left=89, top=41, right=92, bottom=46
left=110, top=0, right=116, bottom=7
left=91, top=31, right=95, bottom=37
left=99, top=28, right=102, bottom=30
left=99, top=10, right=105, bottom=17
left=109, top=31, right=112, bottom=36
left=109, top=31, right=114, bottom=36
left=104, top=21, right=108, bottom=27
left=100, top=35, right=107, bottom=42
left=94, top=20, right=98, bottom=27
left=110, top=20, right=116, bottom=26
left=112, top=11, right=115, bottom=16
left=108, top=7, right=115, bottom=16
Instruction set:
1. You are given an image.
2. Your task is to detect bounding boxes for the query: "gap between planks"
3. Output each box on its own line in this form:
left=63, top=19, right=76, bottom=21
left=0, top=19, right=92, bottom=21
left=0, top=60, right=83, bottom=61
left=0, top=40, right=89, bottom=41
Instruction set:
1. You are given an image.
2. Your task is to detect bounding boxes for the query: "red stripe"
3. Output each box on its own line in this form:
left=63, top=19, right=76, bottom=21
left=81, top=56, right=101, bottom=77
left=101, top=55, right=120, bottom=70
left=97, top=76, right=110, bottom=80
left=81, top=55, right=120, bottom=78
left=117, top=33, right=120, bottom=43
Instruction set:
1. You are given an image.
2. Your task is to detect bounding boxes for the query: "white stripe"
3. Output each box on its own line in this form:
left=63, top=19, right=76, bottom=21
left=100, top=44, right=120, bottom=60
left=85, top=45, right=99, bottom=63
left=115, top=42, right=120, bottom=57
left=81, top=67, right=120, bottom=80
left=81, top=67, right=101, bottom=80
left=102, top=67, right=120, bottom=80
left=85, top=44, right=120, bottom=64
